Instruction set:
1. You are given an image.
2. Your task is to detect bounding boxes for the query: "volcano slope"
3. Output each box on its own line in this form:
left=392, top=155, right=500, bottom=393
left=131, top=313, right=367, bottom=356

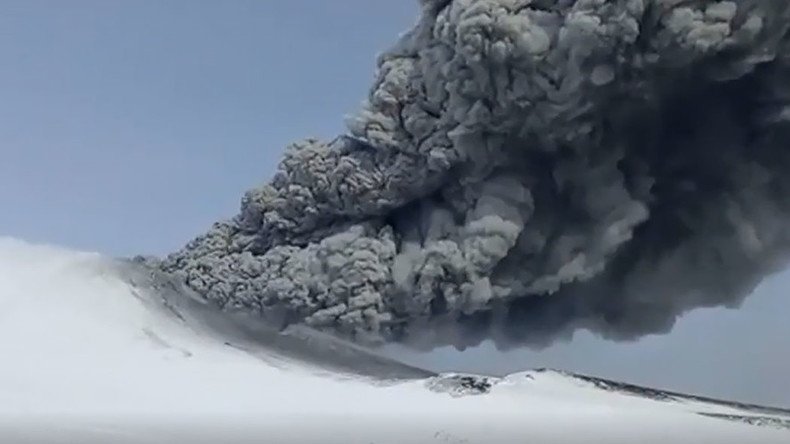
left=1, top=238, right=789, bottom=443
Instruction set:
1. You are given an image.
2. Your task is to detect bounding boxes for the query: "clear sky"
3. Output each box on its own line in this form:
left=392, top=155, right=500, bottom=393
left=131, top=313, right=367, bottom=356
left=1, top=1, right=788, bottom=407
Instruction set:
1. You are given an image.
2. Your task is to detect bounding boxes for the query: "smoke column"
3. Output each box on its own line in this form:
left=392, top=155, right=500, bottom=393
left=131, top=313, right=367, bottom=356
left=158, top=0, right=790, bottom=350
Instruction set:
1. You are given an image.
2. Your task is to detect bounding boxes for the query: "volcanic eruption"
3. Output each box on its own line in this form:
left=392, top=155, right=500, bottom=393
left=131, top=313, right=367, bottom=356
left=156, top=0, right=790, bottom=350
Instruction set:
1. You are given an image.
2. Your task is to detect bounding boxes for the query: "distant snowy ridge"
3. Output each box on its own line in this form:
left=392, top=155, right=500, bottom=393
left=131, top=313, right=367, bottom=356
left=1, top=237, right=788, bottom=444
left=427, top=370, right=790, bottom=431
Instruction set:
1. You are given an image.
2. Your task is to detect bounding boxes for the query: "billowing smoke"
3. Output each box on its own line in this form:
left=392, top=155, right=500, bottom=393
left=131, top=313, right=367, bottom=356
left=158, top=0, right=790, bottom=350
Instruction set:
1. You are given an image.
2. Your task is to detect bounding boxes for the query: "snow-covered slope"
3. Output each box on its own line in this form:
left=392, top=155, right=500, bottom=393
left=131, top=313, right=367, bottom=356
left=1, top=238, right=788, bottom=444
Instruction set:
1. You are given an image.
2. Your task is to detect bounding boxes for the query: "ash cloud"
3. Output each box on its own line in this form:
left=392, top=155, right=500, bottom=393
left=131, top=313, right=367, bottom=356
left=159, top=0, right=790, bottom=350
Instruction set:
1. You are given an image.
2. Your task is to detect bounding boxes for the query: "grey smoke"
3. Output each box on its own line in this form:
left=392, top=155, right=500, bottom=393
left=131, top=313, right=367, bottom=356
left=158, top=0, right=790, bottom=350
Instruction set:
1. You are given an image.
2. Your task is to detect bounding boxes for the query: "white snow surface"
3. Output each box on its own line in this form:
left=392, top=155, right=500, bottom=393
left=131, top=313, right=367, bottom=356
left=0, top=237, right=788, bottom=444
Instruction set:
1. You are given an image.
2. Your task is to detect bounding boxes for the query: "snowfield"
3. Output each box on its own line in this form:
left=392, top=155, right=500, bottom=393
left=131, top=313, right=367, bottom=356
left=0, top=237, right=788, bottom=444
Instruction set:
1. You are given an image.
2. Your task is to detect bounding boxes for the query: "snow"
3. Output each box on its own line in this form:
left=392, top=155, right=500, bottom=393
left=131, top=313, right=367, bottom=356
left=0, top=237, right=788, bottom=444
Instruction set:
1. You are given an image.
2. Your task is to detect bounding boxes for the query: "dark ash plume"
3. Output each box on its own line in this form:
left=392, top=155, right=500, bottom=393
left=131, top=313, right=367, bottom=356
left=159, top=0, right=790, bottom=350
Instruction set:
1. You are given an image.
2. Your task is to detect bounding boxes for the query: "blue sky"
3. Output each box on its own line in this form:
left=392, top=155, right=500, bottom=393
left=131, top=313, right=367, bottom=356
left=0, top=0, right=418, bottom=257
left=1, top=1, right=788, bottom=406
